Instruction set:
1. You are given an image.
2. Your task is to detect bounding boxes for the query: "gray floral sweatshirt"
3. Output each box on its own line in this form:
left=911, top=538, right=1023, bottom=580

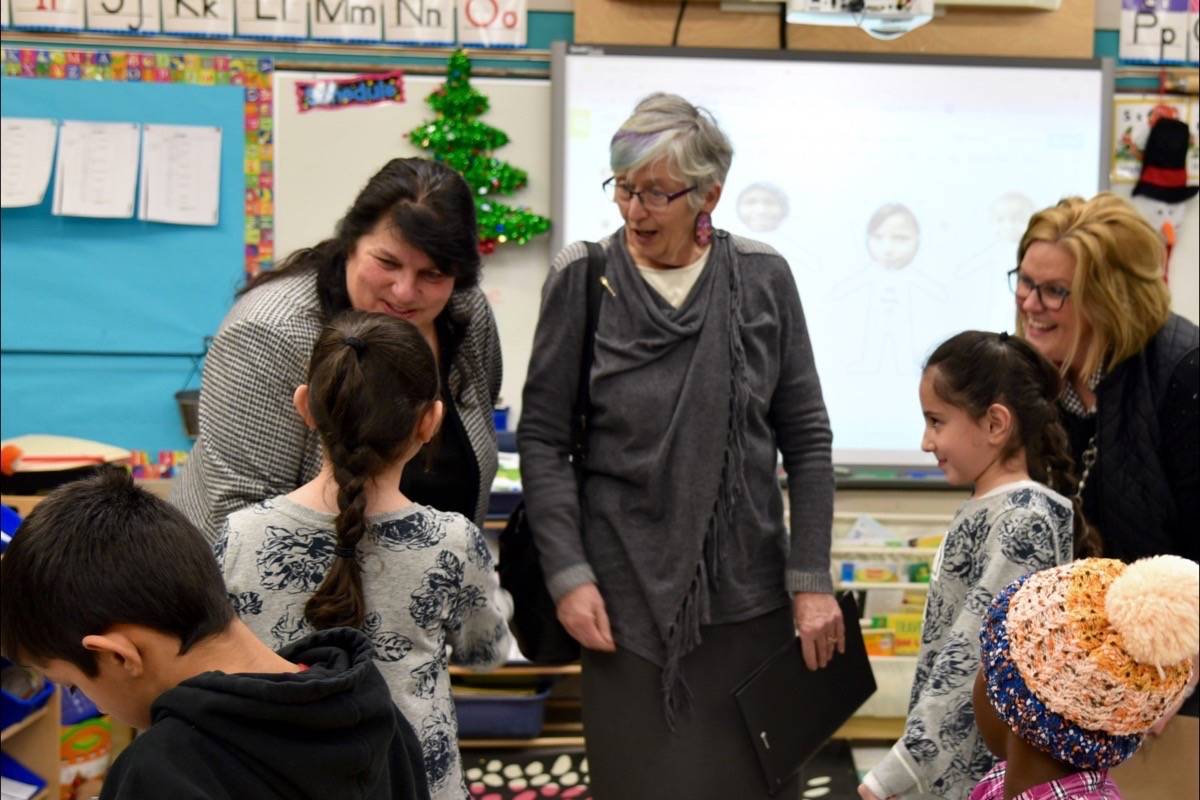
left=863, top=480, right=1074, bottom=799
left=216, top=496, right=512, bottom=800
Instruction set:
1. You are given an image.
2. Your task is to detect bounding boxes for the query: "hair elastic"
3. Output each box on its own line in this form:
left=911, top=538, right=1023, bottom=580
left=999, top=331, right=1010, bottom=342
left=334, top=545, right=357, bottom=559
left=344, top=336, right=366, bottom=356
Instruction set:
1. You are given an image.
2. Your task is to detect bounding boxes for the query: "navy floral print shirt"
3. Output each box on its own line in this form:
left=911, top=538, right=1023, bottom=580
left=217, top=496, right=512, bottom=800
left=864, top=481, right=1074, bottom=799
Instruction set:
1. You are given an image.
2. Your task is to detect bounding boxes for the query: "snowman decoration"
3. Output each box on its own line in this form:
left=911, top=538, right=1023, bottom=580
left=1130, top=117, right=1199, bottom=279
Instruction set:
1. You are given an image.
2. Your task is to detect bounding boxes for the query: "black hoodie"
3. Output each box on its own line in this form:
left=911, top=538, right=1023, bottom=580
left=100, top=627, right=430, bottom=800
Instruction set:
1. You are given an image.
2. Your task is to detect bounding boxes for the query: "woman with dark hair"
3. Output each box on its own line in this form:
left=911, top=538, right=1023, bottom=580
left=172, top=158, right=502, bottom=541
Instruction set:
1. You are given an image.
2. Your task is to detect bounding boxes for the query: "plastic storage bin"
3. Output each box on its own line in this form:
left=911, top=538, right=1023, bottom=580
left=0, top=750, right=48, bottom=796
left=0, top=659, right=54, bottom=730
left=453, top=684, right=552, bottom=738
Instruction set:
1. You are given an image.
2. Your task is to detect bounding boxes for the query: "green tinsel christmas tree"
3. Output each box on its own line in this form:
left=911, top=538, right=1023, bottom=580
left=409, top=51, right=550, bottom=255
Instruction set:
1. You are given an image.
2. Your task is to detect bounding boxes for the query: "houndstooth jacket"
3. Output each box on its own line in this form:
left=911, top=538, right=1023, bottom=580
left=170, top=270, right=502, bottom=542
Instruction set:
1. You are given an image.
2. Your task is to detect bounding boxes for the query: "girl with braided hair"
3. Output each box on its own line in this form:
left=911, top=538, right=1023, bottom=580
left=217, top=310, right=512, bottom=800
left=861, top=330, right=1098, bottom=800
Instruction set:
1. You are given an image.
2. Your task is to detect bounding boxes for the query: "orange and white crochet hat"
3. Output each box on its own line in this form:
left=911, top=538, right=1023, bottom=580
left=980, top=556, right=1199, bottom=769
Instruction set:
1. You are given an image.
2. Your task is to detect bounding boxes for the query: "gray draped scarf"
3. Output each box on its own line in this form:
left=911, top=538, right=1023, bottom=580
left=583, top=230, right=749, bottom=727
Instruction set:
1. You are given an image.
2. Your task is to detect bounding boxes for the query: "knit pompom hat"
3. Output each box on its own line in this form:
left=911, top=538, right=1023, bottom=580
left=980, top=556, right=1199, bottom=770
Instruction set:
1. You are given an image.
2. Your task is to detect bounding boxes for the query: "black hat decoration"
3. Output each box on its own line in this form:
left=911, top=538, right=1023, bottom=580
left=1132, top=118, right=1199, bottom=205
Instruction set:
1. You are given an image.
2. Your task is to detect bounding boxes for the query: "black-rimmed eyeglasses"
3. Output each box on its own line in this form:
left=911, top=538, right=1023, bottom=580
left=1008, top=267, right=1071, bottom=311
left=602, top=177, right=696, bottom=211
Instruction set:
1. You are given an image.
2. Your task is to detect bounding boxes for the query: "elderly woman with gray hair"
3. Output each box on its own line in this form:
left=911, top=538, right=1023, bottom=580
left=518, top=93, right=842, bottom=797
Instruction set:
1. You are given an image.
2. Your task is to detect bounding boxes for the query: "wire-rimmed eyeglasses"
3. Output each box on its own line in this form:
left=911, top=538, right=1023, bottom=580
left=602, top=177, right=697, bottom=211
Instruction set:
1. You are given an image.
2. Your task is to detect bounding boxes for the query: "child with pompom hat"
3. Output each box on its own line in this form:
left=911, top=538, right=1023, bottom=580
left=971, top=555, right=1199, bottom=799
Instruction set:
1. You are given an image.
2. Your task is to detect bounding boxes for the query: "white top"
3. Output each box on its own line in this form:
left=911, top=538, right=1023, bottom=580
left=636, top=248, right=711, bottom=309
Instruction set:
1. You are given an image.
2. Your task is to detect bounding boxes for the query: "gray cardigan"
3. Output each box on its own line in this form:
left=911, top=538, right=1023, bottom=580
left=171, top=270, right=502, bottom=540
left=519, top=233, right=835, bottom=664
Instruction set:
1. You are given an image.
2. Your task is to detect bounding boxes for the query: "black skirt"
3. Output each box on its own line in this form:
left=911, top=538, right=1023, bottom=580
left=581, top=605, right=800, bottom=800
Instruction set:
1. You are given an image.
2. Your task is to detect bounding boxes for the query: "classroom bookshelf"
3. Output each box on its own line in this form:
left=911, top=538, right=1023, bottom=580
left=0, top=683, right=60, bottom=800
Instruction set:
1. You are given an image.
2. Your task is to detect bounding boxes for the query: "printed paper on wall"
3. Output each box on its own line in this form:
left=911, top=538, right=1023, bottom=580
left=383, top=0, right=453, bottom=45
left=1120, top=0, right=1197, bottom=65
left=138, top=124, right=222, bottom=226
left=1111, top=95, right=1192, bottom=183
left=1, top=117, right=58, bottom=208
left=457, top=0, right=524, bottom=48
left=11, top=0, right=85, bottom=31
left=85, top=0, right=161, bottom=34
left=161, top=0, right=235, bottom=36
left=52, top=120, right=140, bottom=220
left=309, top=0, right=381, bottom=40
left=235, top=0, right=308, bottom=39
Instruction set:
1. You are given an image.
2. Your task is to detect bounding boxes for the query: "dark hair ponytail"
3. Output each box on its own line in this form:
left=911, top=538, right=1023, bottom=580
left=303, top=310, right=440, bottom=630
left=925, top=331, right=1100, bottom=558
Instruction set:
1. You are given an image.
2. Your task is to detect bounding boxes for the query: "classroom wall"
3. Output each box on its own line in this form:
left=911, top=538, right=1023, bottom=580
left=272, top=72, right=552, bottom=422
left=575, top=0, right=1095, bottom=57
left=0, top=75, right=250, bottom=453
left=1, top=5, right=1197, bottom=453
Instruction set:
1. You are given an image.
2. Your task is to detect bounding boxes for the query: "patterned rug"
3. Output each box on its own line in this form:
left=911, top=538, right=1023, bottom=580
left=465, top=750, right=589, bottom=799
left=463, top=739, right=860, bottom=799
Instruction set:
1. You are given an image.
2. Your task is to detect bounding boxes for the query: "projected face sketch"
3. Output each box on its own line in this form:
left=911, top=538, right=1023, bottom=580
left=834, top=202, right=944, bottom=377
left=866, top=204, right=920, bottom=270
left=736, top=183, right=790, bottom=233
left=990, top=192, right=1035, bottom=244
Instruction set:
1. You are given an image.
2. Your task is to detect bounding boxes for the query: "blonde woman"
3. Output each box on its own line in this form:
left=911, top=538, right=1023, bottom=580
left=1011, top=192, right=1198, bottom=800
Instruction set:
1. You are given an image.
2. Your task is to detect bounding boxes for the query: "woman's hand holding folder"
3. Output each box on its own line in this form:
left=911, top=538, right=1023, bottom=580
left=792, top=592, right=846, bottom=669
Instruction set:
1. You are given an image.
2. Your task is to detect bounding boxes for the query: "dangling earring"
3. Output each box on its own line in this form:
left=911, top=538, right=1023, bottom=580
left=694, top=211, right=713, bottom=247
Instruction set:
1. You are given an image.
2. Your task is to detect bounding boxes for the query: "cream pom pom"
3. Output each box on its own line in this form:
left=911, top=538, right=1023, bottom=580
left=1106, top=555, right=1200, bottom=667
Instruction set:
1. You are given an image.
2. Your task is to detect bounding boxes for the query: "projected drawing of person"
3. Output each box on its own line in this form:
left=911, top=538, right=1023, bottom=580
left=957, top=192, right=1035, bottom=277
left=736, top=182, right=790, bottom=233
left=834, top=203, right=944, bottom=376
left=732, top=181, right=827, bottom=303
left=955, top=191, right=1035, bottom=331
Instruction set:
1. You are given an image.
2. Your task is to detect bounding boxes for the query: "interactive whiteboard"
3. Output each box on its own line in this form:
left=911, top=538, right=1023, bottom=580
left=553, top=44, right=1111, bottom=465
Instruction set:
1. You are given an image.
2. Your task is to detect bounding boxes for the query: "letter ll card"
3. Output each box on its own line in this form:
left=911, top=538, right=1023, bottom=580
left=235, top=0, right=308, bottom=38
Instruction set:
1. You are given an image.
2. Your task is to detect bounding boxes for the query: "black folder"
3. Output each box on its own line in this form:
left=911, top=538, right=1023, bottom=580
left=732, top=593, right=877, bottom=795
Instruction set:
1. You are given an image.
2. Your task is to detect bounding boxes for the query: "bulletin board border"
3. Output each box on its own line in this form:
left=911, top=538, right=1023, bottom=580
left=2, top=46, right=274, bottom=276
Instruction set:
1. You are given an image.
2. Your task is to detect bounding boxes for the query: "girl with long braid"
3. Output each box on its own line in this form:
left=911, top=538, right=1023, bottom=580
left=860, top=330, right=1099, bottom=800
left=217, top=311, right=512, bottom=800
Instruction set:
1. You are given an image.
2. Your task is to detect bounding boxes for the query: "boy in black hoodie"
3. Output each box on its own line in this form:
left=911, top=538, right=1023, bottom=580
left=0, top=468, right=430, bottom=800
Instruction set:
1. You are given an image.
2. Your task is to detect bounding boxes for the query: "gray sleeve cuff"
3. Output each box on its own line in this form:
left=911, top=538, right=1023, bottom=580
left=867, top=742, right=920, bottom=798
left=547, top=563, right=598, bottom=604
left=786, top=569, right=834, bottom=594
